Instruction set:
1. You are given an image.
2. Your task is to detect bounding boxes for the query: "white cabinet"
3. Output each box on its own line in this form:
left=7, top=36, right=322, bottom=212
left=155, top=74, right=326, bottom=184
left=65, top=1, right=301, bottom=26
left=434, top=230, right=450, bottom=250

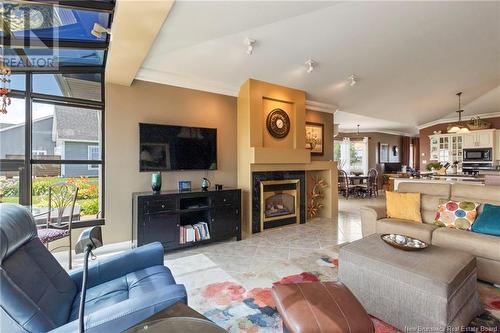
left=462, top=130, right=495, bottom=149
left=496, top=130, right=500, bottom=160
left=463, top=133, right=476, bottom=149
left=428, top=134, right=463, bottom=165
left=429, top=135, right=439, bottom=161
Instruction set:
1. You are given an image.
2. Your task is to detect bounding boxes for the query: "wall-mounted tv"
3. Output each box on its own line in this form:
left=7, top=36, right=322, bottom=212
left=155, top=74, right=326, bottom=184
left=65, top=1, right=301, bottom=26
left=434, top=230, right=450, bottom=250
left=139, top=123, right=217, bottom=171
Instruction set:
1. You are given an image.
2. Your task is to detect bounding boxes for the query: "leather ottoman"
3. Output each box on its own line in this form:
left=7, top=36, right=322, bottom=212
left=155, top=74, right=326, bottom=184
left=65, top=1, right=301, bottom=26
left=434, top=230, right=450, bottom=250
left=271, top=282, right=374, bottom=333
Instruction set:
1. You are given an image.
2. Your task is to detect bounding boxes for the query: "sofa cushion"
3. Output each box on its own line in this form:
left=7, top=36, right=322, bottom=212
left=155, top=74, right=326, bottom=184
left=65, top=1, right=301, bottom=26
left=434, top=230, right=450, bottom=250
left=386, top=191, right=422, bottom=222
left=398, top=182, right=451, bottom=224
left=69, top=265, right=177, bottom=321
left=376, top=218, right=438, bottom=243
left=434, top=200, right=479, bottom=230
left=472, top=203, right=500, bottom=236
left=451, top=184, right=500, bottom=214
left=421, top=195, right=446, bottom=224
left=432, top=227, right=500, bottom=261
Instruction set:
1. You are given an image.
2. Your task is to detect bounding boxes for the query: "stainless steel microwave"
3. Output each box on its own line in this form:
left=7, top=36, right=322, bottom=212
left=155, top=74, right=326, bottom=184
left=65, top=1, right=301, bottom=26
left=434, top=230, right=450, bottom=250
left=463, top=148, right=492, bottom=162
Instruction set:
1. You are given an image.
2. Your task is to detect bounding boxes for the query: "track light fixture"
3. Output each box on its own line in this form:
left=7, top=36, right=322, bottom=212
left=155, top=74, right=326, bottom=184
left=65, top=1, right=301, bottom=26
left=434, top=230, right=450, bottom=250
left=305, top=60, right=315, bottom=74
left=245, top=38, right=256, bottom=55
left=349, top=75, right=358, bottom=87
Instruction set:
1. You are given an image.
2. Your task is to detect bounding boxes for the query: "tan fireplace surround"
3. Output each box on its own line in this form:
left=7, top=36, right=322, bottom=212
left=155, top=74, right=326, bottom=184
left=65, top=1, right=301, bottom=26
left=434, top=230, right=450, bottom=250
left=237, top=79, right=338, bottom=237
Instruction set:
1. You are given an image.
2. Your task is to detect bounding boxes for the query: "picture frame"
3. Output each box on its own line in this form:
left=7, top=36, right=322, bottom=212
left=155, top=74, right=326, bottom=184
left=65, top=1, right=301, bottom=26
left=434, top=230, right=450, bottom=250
left=378, top=143, right=389, bottom=163
left=178, top=180, right=192, bottom=192
left=305, top=122, right=324, bottom=156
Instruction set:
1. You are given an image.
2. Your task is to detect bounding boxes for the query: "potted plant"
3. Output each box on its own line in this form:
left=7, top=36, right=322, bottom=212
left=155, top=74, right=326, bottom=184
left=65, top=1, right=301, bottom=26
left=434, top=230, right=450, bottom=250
left=382, top=175, right=390, bottom=191
left=426, top=162, right=443, bottom=173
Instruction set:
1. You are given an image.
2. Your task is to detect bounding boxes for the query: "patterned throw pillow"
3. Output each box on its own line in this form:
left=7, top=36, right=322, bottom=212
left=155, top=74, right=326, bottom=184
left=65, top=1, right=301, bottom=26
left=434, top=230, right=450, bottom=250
left=434, top=200, right=480, bottom=230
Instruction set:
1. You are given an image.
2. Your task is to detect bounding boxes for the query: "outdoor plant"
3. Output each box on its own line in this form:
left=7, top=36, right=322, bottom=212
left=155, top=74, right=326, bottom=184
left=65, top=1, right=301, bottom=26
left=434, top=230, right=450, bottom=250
left=80, top=198, right=99, bottom=216
left=0, top=178, right=19, bottom=197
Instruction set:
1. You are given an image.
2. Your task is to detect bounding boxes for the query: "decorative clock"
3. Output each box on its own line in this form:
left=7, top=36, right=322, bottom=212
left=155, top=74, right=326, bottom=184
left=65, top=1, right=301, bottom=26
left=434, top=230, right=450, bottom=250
left=266, top=108, right=290, bottom=139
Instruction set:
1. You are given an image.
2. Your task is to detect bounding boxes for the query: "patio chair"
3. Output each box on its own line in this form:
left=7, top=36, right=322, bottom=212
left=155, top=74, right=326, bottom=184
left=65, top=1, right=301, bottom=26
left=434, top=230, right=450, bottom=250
left=37, top=182, right=78, bottom=269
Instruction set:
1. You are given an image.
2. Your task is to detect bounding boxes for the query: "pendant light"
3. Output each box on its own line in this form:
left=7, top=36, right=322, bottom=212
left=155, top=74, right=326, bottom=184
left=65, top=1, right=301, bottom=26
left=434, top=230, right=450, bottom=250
left=448, top=92, right=469, bottom=133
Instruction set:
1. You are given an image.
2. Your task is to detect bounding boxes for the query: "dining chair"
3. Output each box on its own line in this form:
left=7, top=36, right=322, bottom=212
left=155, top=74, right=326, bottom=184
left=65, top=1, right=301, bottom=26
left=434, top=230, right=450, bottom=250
left=356, top=169, right=379, bottom=198
left=37, top=182, right=78, bottom=269
left=369, top=168, right=379, bottom=197
left=338, top=169, right=353, bottom=199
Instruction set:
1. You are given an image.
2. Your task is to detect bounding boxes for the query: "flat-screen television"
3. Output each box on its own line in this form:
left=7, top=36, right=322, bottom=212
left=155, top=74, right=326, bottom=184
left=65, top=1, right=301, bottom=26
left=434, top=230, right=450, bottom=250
left=139, top=123, right=217, bottom=171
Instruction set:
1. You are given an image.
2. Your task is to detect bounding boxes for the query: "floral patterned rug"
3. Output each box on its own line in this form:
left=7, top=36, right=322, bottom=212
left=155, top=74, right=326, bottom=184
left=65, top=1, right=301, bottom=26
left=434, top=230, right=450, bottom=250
left=182, top=255, right=500, bottom=333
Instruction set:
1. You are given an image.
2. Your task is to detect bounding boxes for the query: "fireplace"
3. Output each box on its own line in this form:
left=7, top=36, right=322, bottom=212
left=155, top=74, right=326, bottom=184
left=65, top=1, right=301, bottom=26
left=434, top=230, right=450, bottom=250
left=260, top=179, right=300, bottom=230
left=252, top=171, right=305, bottom=233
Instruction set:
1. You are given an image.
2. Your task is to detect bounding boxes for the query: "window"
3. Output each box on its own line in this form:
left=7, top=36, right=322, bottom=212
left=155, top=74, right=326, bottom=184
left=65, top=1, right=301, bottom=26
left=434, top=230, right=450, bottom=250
left=333, top=140, right=342, bottom=162
left=33, top=150, right=47, bottom=156
left=88, top=146, right=100, bottom=170
left=0, top=1, right=112, bottom=223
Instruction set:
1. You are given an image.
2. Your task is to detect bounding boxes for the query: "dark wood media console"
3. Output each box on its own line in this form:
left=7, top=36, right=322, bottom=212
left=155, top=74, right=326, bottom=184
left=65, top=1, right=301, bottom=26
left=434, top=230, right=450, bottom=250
left=132, top=188, right=242, bottom=250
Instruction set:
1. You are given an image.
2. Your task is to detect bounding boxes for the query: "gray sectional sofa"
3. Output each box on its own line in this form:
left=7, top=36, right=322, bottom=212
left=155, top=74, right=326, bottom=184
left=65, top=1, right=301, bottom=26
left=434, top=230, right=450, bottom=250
left=361, top=182, right=500, bottom=285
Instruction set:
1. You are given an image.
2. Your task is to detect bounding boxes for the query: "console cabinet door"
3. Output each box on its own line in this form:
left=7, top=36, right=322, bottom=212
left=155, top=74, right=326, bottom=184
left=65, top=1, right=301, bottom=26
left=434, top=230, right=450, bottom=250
left=141, top=212, right=179, bottom=249
left=211, top=206, right=239, bottom=240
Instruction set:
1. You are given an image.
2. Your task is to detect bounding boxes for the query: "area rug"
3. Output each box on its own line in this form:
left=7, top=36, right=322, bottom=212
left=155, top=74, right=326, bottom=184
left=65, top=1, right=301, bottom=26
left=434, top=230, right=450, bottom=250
left=168, top=253, right=500, bottom=333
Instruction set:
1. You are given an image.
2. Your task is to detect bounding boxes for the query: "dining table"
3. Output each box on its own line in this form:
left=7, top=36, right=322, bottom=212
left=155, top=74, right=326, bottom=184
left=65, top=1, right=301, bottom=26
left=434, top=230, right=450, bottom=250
left=347, top=175, right=369, bottom=185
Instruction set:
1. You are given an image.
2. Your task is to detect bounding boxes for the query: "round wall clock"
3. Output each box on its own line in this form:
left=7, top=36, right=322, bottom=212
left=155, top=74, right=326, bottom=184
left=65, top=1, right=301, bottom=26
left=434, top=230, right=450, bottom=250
left=266, top=108, right=290, bottom=139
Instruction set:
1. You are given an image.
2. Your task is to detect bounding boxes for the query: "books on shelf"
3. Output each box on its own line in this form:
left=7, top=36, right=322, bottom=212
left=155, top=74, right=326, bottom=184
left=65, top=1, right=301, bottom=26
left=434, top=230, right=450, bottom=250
left=179, top=222, right=210, bottom=244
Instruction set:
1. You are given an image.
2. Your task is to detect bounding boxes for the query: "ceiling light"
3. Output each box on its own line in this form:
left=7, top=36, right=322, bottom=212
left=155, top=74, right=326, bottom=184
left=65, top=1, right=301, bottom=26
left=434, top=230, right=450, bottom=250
left=356, top=124, right=361, bottom=136
left=349, top=75, right=357, bottom=87
left=305, top=60, right=315, bottom=74
left=91, top=23, right=111, bottom=39
left=245, top=38, right=256, bottom=55
left=447, top=92, right=469, bottom=133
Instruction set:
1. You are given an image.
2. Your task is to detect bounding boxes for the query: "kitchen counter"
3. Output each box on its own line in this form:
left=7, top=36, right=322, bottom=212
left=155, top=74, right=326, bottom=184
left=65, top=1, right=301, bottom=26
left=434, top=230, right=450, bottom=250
left=392, top=177, right=485, bottom=191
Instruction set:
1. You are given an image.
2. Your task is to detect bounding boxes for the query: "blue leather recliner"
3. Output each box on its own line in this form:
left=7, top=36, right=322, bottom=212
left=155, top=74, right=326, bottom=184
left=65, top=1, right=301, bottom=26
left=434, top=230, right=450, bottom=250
left=0, top=204, right=188, bottom=332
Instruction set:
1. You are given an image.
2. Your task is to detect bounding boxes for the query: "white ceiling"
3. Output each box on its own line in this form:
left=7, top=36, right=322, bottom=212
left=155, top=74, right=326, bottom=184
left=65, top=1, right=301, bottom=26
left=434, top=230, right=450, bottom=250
left=138, top=1, right=500, bottom=135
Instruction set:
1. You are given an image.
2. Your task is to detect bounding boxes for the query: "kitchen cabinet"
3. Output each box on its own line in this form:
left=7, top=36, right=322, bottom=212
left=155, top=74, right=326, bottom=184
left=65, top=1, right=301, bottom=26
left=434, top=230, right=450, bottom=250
left=462, top=130, right=495, bottom=149
left=496, top=130, right=500, bottom=160
left=428, top=134, right=463, bottom=166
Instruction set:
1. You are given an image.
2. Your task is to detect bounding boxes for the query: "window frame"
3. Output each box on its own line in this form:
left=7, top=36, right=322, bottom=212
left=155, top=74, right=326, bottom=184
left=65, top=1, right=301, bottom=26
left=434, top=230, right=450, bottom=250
left=1, top=71, right=106, bottom=225
left=88, top=145, right=100, bottom=170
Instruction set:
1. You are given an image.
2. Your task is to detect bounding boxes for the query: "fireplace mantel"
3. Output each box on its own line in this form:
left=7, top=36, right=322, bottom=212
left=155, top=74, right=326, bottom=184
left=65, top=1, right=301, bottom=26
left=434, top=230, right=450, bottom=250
left=236, top=79, right=338, bottom=237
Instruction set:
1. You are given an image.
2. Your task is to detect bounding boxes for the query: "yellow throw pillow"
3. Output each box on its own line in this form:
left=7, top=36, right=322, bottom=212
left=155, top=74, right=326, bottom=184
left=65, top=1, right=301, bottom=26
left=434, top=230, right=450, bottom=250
left=386, top=191, right=422, bottom=223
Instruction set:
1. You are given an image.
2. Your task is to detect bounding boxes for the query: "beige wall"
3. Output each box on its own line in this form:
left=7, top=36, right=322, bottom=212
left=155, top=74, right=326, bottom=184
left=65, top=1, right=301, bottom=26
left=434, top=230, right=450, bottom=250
left=305, top=110, right=334, bottom=161
left=104, top=80, right=237, bottom=244
left=337, top=132, right=402, bottom=169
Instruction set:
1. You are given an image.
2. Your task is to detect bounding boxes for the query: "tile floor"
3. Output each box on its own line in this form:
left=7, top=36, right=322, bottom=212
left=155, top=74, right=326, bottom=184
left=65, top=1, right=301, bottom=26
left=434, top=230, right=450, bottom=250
left=58, top=195, right=385, bottom=290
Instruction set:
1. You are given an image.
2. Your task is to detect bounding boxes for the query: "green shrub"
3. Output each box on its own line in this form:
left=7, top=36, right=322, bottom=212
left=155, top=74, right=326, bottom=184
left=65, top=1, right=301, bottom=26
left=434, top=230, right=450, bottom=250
left=32, top=179, right=53, bottom=196
left=80, top=198, right=99, bottom=216
left=0, top=179, right=20, bottom=197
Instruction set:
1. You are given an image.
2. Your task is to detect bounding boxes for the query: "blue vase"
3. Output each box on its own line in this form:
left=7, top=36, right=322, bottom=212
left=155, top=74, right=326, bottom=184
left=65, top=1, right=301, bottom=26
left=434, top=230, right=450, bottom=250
left=151, top=172, right=162, bottom=193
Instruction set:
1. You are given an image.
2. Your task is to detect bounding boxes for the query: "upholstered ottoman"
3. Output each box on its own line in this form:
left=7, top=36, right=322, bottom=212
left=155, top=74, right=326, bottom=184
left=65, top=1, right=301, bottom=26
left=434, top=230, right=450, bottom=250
left=271, top=282, right=374, bottom=333
left=338, top=234, right=483, bottom=332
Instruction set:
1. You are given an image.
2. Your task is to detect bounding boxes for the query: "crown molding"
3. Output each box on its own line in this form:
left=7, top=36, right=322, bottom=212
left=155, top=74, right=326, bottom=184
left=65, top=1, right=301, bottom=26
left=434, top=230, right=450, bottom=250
left=305, top=100, right=337, bottom=113
left=136, top=68, right=240, bottom=97
left=418, top=111, right=500, bottom=130
left=340, top=128, right=416, bottom=137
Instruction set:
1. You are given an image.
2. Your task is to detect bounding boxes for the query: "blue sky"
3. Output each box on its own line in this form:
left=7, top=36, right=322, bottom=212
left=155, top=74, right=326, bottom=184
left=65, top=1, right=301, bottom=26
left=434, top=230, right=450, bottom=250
left=1, top=74, right=60, bottom=125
